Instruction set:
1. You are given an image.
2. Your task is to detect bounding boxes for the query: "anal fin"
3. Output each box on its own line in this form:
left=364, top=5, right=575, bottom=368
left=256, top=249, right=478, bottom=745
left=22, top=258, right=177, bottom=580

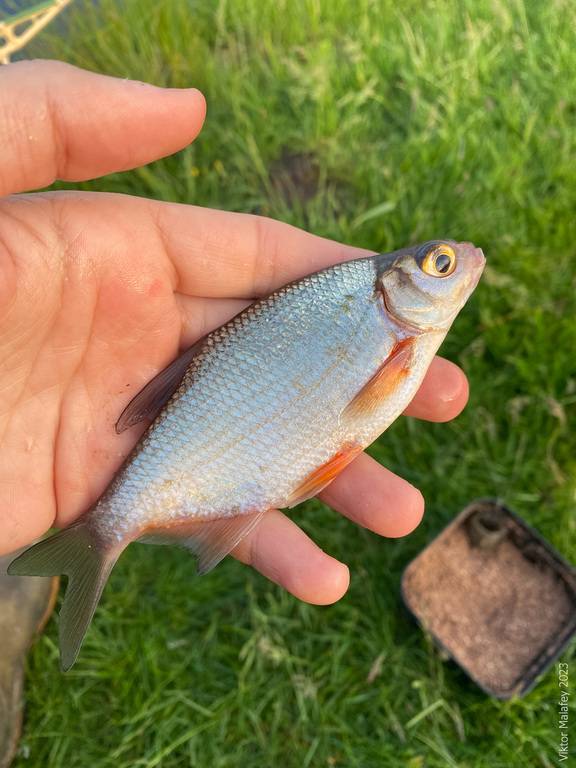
left=140, top=511, right=267, bottom=574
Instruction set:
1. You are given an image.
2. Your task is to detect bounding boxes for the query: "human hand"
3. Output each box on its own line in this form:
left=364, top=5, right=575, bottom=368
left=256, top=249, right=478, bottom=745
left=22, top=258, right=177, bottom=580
left=0, top=60, right=469, bottom=603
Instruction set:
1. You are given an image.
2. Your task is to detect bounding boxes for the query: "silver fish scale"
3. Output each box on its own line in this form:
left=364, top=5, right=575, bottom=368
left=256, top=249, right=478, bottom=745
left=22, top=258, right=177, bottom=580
left=94, top=257, right=420, bottom=542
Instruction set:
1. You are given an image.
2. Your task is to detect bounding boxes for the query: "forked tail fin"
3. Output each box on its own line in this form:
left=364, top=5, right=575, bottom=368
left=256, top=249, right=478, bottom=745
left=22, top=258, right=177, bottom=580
left=8, top=522, right=122, bottom=671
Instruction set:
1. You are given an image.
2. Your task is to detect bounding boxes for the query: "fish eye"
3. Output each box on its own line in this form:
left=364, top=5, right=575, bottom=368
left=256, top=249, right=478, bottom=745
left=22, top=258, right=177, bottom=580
left=421, top=244, right=456, bottom=278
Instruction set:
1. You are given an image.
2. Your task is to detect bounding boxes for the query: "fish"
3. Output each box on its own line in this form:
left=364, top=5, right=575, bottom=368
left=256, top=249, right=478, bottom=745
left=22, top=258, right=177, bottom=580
left=8, top=239, right=485, bottom=670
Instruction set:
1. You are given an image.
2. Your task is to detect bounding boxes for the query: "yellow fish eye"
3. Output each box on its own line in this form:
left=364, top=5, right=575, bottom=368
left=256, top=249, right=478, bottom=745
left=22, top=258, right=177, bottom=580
left=421, top=244, right=457, bottom=277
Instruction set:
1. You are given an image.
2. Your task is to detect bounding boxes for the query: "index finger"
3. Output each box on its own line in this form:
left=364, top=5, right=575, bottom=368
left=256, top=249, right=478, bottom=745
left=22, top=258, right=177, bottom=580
left=152, top=201, right=372, bottom=298
left=43, top=189, right=371, bottom=300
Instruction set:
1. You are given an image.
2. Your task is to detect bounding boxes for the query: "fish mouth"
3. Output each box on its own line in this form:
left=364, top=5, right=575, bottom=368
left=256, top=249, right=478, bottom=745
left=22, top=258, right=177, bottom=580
left=474, top=246, right=486, bottom=273
left=460, top=243, right=486, bottom=287
left=468, top=247, right=486, bottom=292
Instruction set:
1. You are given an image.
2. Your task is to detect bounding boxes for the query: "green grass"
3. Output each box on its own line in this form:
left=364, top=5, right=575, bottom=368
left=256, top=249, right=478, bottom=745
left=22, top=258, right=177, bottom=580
left=12, top=0, right=576, bottom=765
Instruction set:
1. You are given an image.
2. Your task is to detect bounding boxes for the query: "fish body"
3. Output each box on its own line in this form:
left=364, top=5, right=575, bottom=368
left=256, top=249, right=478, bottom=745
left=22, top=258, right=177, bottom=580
left=100, top=258, right=434, bottom=540
left=9, top=240, right=485, bottom=669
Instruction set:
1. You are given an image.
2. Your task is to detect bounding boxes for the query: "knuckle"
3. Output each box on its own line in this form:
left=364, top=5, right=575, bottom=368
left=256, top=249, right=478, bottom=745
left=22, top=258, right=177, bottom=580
left=0, top=60, right=72, bottom=195
left=253, top=215, right=281, bottom=296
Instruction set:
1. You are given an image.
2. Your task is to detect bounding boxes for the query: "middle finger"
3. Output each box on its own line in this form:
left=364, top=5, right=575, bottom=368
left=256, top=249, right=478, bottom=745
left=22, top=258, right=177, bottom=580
left=319, top=452, right=425, bottom=538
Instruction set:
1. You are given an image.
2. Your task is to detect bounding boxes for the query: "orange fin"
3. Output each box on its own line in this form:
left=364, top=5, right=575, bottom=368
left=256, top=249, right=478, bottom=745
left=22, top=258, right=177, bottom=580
left=139, top=511, right=267, bottom=574
left=286, top=443, right=362, bottom=508
left=343, top=337, right=414, bottom=420
left=115, top=338, right=205, bottom=434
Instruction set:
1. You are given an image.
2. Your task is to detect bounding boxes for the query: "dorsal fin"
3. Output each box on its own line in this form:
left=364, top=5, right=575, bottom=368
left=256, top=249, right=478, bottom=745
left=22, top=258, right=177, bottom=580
left=115, top=339, right=205, bottom=434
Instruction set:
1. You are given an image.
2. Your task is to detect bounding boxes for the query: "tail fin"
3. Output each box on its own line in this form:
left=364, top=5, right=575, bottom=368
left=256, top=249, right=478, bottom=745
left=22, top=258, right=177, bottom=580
left=8, top=523, right=121, bottom=671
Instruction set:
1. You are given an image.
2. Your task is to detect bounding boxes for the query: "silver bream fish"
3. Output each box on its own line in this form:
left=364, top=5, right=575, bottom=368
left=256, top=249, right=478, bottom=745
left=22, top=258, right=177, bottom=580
left=9, top=239, right=485, bottom=669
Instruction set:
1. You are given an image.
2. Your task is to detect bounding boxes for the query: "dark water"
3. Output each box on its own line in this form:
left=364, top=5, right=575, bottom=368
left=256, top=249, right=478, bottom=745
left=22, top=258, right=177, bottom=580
left=0, top=0, right=34, bottom=16
left=1, top=0, right=73, bottom=51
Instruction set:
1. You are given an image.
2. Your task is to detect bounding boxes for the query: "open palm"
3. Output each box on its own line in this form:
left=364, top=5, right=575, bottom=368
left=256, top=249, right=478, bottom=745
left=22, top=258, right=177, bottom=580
left=1, top=61, right=469, bottom=604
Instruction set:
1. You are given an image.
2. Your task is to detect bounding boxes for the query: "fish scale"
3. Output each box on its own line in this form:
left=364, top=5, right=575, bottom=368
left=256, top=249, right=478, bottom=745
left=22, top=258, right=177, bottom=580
left=9, top=239, right=485, bottom=669
left=97, top=258, right=394, bottom=538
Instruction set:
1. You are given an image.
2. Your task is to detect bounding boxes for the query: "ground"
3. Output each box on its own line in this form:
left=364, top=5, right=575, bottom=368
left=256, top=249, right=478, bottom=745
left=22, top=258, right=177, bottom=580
left=9, top=0, right=576, bottom=765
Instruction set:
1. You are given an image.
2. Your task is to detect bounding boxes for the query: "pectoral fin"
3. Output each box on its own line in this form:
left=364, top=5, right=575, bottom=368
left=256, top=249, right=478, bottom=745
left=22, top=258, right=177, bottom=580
left=343, top=337, right=414, bottom=420
left=285, top=443, right=362, bottom=508
left=115, top=339, right=205, bottom=434
left=140, top=511, right=267, bottom=574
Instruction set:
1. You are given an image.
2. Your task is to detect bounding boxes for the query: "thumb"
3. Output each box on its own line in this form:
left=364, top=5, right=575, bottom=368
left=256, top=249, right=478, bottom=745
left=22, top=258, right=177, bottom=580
left=0, top=59, right=207, bottom=196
